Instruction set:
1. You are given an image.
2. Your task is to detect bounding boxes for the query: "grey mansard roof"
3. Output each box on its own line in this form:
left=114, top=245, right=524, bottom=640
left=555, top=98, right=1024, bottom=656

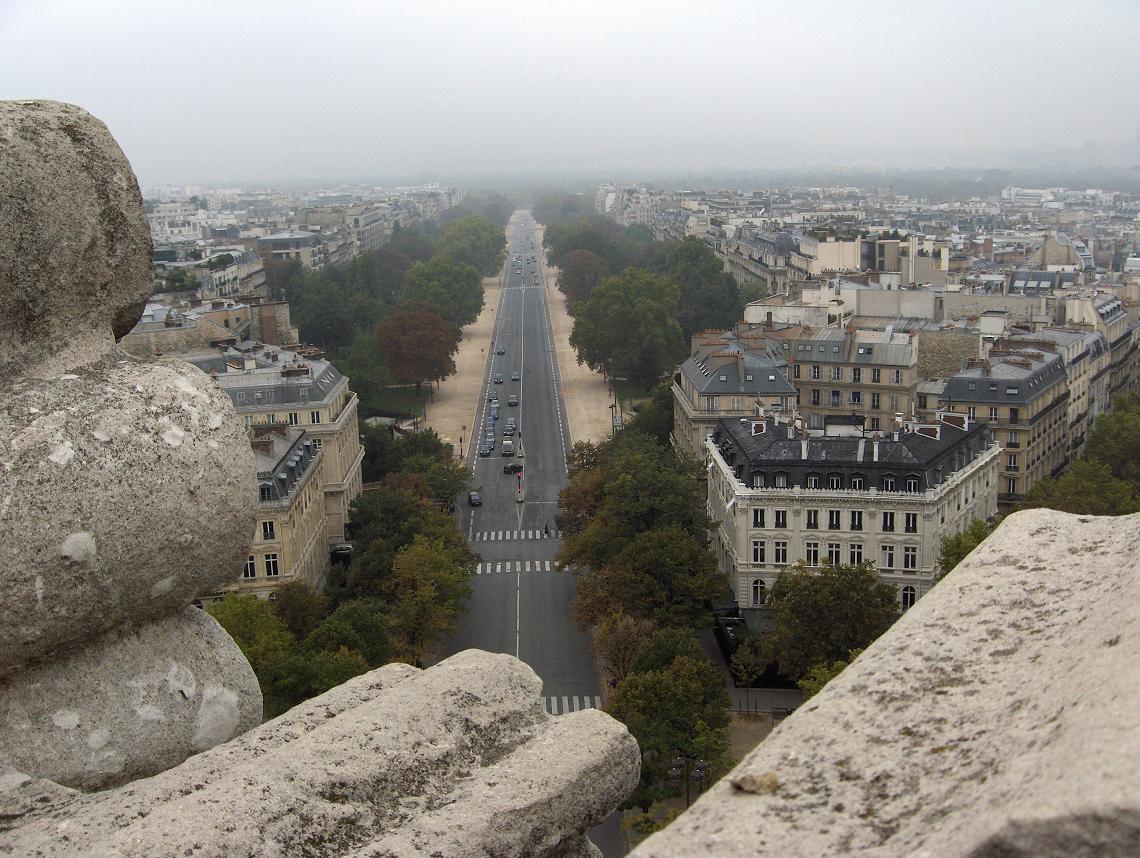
left=680, top=348, right=796, bottom=397
left=941, top=350, right=1066, bottom=407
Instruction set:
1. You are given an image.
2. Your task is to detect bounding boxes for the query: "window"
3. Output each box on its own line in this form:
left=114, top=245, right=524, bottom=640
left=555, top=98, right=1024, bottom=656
left=811, top=365, right=821, bottom=380
left=828, top=509, right=841, bottom=529
left=702, top=396, right=719, bottom=411
left=730, top=397, right=742, bottom=410
left=1009, top=408, right=1020, bottom=425
left=871, top=392, right=880, bottom=409
left=830, top=366, right=842, bottom=381
left=904, top=512, right=918, bottom=533
left=261, top=521, right=276, bottom=541
left=889, top=394, right=899, bottom=411
left=851, top=367, right=862, bottom=382
left=774, top=472, right=788, bottom=488
left=903, top=546, right=918, bottom=571
left=288, top=412, right=299, bottom=426
left=828, top=473, right=842, bottom=489
left=310, top=410, right=322, bottom=424
left=880, top=544, right=895, bottom=569
left=882, top=476, right=896, bottom=492
left=806, top=509, right=819, bottom=529
left=872, top=368, right=881, bottom=384
left=259, top=484, right=272, bottom=502
left=989, top=407, right=998, bottom=422
left=881, top=511, right=895, bottom=532
left=805, top=542, right=820, bottom=566
left=752, top=508, right=766, bottom=528
left=827, top=542, right=842, bottom=565
left=312, top=438, right=323, bottom=449
left=830, top=390, right=841, bottom=407
left=870, top=417, right=880, bottom=431
left=893, top=370, right=902, bottom=385
left=850, top=475, right=865, bottom=490
left=774, top=541, right=788, bottom=564
left=794, top=364, right=801, bottom=379
left=751, top=578, right=766, bottom=606
left=774, top=509, right=788, bottom=529
left=243, top=555, right=256, bottom=579
left=751, top=539, right=766, bottom=564
left=811, top=389, right=821, bottom=406
left=264, top=553, right=279, bottom=577
left=850, top=390, right=862, bottom=405
left=967, top=406, right=977, bottom=420
left=850, top=510, right=863, bottom=531
left=901, top=585, right=916, bottom=610
left=905, top=476, right=920, bottom=493
left=752, top=474, right=765, bottom=488
left=1007, top=454, right=1019, bottom=470
left=806, top=474, right=820, bottom=489
left=849, top=542, right=864, bottom=564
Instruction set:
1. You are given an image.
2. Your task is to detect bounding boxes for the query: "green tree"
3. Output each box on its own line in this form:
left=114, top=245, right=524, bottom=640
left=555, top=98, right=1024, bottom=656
left=271, top=580, right=328, bottom=640
left=334, top=332, right=394, bottom=417
left=569, top=268, right=685, bottom=387
left=665, top=236, right=742, bottom=340
left=382, top=536, right=474, bottom=666
left=937, top=518, right=997, bottom=578
left=765, top=562, right=899, bottom=680
left=304, top=599, right=390, bottom=667
left=360, top=419, right=397, bottom=483
left=624, top=379, right=675, bottom=445
left=595, top=613, right=655, bottom=686
left=206, top=594, right=295, bottom=676
left=1084, top=392, right=1140, bottom=483
left=401, top=256, right=484, bottom=329
left=730, top=635, right=769, bottom=687
left=265, top=647, right=370, bottom=715
left=375, top=309, right=460, bottom=394
left=556, top=249, right=610, bottom=308
left=738, top=280, right=769, bottom=306
left=436, top=216, right=507, bottom=276
left=798, top=648, right=864, bottom=700
left=1020, top=460, right=1140, bottom=516
left=399, top=453, right=471, bottom=509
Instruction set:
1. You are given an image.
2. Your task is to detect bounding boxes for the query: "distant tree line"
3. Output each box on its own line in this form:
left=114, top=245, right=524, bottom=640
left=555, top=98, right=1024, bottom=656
left=535, top=194, right=761, bottom=390
left=207, top=428, right=473, bottom=718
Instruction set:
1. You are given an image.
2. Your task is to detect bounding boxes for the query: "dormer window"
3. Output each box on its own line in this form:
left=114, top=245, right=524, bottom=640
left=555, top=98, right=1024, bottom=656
left=774, top=472, right=789, bottom=488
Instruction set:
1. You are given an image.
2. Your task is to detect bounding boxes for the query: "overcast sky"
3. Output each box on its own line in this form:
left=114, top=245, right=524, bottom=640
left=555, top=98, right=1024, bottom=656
left=2, top=0, right=1137, bottom=186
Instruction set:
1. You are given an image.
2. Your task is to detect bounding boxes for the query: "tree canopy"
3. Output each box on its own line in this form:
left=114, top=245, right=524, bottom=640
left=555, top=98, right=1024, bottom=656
left=569, top=268, right=686, bottom=387
left=375, top=309, right=460, bottom=393
left=664, top=236, right=742, bottom=340
left=556, top=249, right=610, bottom=309
left=436, top=216, right=507, bottom=276
left=400, top=255, right=484, bottom=329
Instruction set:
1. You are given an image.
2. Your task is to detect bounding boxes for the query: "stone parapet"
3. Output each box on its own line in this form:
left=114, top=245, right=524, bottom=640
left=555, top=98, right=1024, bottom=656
left=632, top=508, right=1140, bottom=857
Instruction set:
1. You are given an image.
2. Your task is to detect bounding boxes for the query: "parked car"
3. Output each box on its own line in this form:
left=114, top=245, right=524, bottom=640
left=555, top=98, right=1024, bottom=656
left=478, top=445, right=492, bottom=457
left=484, top=434, right=495, bottom=449
left=503, top=462, right=523, bottom=475
left=508, top=394, right=519, bottom=406
left=511, top=371, right=520, bottom=381
left=467, top=491, right=482, bottom=506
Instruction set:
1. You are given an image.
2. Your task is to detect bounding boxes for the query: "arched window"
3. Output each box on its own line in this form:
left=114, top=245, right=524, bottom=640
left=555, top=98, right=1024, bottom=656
left=752, top=578, right=766, bottom=606
left=901, top=585, right=916, bottom=610
left=267, top=591, right=278, bottom=602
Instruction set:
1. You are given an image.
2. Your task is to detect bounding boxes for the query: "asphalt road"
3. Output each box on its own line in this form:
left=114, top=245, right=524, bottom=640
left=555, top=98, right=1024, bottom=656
left=440, top=213, right=622, bottom=854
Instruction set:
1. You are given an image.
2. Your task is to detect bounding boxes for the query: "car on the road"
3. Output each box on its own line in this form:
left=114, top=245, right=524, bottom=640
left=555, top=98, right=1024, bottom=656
left=496, top=347, right=506, bottom=355
left=489, top=396, right=499, bottom=407
left=478, top=445, right=492, bottom=457
left=494, top=373, right=503, bottom=384
left=511, top=371, right=520, bottom=381
left=503, top=424, right=515, bottom=436
left=467, top=491, right=482, bottom=506
left=483, top=434, right=495, bottom=449
left=503, top=462, right=523, bottom=475
left=508, top=394, right=519, bottom=406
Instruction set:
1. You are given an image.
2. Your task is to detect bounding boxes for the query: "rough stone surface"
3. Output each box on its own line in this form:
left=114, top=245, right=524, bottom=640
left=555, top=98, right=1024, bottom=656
left=0, top=101, right=152, bottom=378
left=632, top=509, right=1140, bottom=857
left=0, top=354, right=256, bottom=675
left=1, top=650, right=641, bottom=857
left=0, top=608, right=261, bottom=791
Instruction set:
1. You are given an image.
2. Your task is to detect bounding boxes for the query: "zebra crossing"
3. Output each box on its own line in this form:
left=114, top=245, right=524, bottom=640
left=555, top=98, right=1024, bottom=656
left=475, top=559, right=563, bottom=575
left=473, top=529, right=561, bottom=542
left=542, top=695, right=602, bottom=716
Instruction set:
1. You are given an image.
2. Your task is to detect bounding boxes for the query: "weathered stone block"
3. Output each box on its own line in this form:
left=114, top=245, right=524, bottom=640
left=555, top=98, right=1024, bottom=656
left=2, top=650, right=640, bottom=857
left=0, top=101, right=152, bottom=378
left=0, top=607, right=261, bottom=791
left=631, top=509, right=1140, bottom=857
left=0, top=355, right=256, bottom=675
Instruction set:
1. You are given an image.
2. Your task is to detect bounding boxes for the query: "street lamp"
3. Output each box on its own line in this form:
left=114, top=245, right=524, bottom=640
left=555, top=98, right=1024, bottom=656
left=667, top=751, right=708, bottom=808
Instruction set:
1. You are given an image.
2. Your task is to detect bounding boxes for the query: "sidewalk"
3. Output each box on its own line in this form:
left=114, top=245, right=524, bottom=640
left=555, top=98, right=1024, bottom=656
left=535, top=225, right=614, bottom=446
left=424, top=272, right=501, bottom=460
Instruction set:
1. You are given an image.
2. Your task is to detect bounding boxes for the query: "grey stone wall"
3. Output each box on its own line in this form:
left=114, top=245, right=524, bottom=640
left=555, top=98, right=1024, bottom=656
left=632, top=508, right=1140, bottom=857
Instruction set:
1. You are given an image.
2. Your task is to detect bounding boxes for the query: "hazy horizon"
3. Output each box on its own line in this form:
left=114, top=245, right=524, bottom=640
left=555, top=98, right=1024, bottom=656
left=3, top=0, right=1137, bottom=187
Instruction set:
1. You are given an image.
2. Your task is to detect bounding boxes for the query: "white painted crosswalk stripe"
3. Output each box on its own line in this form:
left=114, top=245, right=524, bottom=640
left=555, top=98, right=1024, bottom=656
left=474, top=560, right=566, bottom=575
left=542, top=695, right=602, bottom=715
left=472, top=530, right=562, bottom=542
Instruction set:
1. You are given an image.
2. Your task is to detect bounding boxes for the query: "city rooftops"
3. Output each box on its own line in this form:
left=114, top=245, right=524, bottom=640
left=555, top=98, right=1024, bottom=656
left=183, top=342, right=345, bottom=408
left=783, top=327, right=914, bottom=367
left=941, top=349, right=1066, bottom=405
left=251, top=424, right=321, bottom=504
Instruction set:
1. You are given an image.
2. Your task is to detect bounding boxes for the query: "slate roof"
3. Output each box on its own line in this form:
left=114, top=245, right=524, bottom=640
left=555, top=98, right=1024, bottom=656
left=941, top=350, right=1066, bottom=406
left=680, top=348, right=796, bottom=397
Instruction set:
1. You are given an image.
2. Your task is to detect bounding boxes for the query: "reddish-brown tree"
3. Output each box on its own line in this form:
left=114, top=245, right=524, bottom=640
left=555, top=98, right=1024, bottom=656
left=375, top=309, right=460, bottom=394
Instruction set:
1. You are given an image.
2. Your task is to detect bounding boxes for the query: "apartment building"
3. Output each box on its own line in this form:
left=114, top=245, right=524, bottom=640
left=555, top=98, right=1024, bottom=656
left=706, top=412, right=999, bottom=613
left=255, top=230, right=327, bottom=270
left=940, top=349, right=1069, bottom=509
left=184, top=342, right=364, bottom=543
left=204, top=424, right=329, bottom=601
left=778, top=327, right=918, bottom=434
left=672, top=330, right=797, bottom=456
